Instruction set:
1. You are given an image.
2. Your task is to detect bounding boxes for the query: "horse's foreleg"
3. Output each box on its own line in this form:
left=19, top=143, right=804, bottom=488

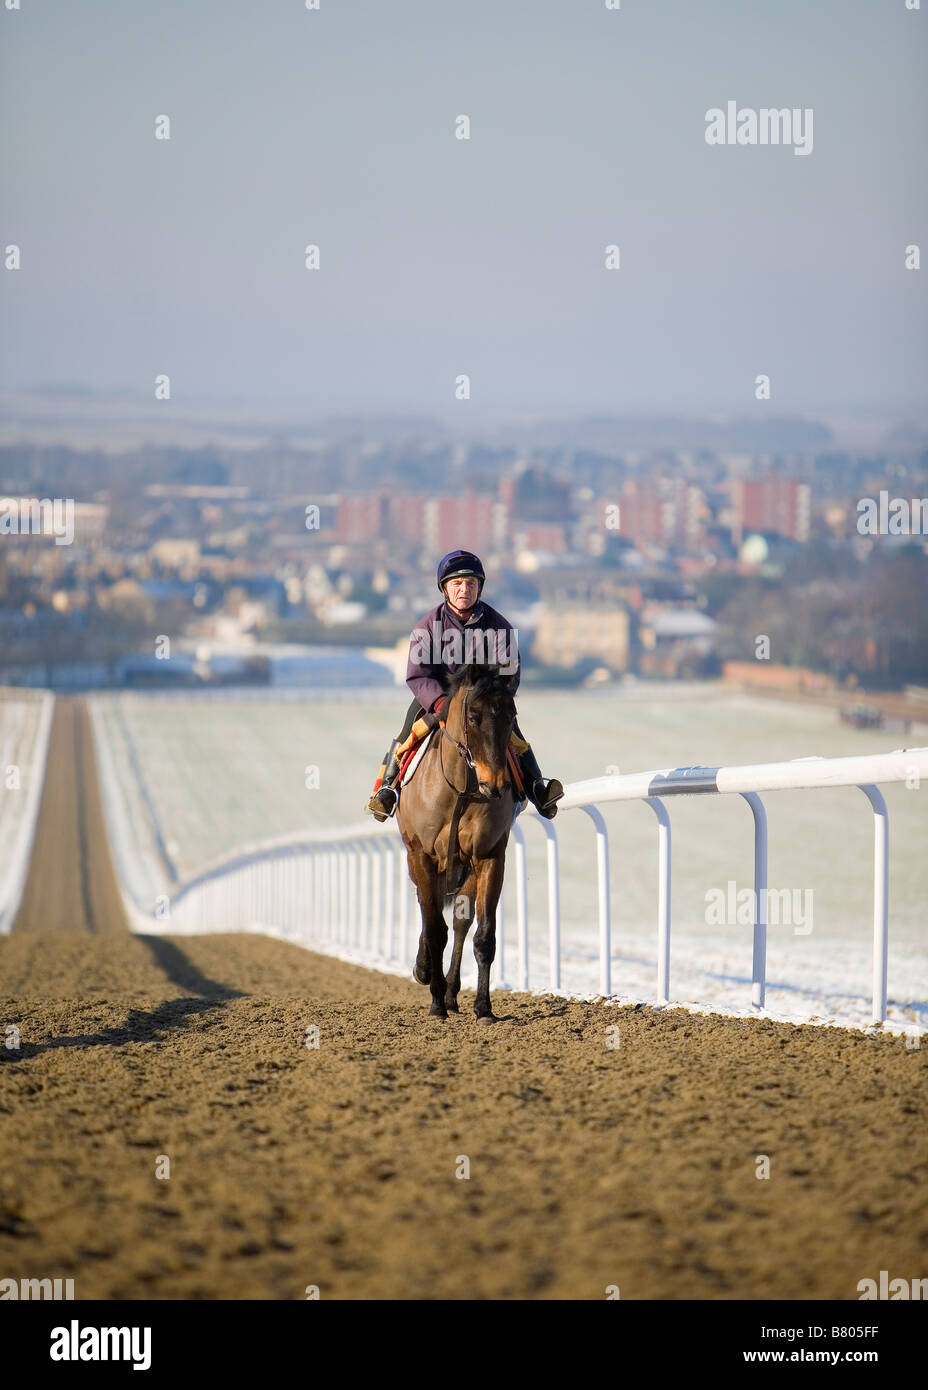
left=444, top=869, right=476, bottom=1012
left=425, top=896, right=450, bottom=1018
left=473, top=854, right=505, bottom=1022
left=409, top=848, right=449, bottom=1017
left=408, top=845, right=435, bottom=987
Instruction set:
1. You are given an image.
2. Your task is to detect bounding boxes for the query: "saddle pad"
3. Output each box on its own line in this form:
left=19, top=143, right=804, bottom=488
left=398, top=726, right=438, bottom=787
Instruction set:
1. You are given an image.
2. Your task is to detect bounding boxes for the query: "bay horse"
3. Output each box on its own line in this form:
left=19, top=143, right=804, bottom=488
left=396, top=664, right=516, bottom=1022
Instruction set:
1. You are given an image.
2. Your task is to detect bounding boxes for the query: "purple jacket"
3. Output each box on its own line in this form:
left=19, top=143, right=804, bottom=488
left=406, top=600, right=521, bottom=711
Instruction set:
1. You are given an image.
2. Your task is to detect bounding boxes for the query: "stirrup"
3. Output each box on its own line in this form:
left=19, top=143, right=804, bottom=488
left=533, top=778, right=564, bottom=820
left=366, top=785, right=398, bottom=822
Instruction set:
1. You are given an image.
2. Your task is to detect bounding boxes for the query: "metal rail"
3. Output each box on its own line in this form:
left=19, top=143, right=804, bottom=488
left=127, top=748, right=928, bottom=1025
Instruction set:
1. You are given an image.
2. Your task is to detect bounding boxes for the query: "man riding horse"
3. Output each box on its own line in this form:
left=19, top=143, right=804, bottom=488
left=366, top=550, right=563, bottom=822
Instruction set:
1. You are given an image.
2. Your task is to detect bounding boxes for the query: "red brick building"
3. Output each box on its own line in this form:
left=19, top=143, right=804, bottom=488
left=731, top=477, right=811, bottom=545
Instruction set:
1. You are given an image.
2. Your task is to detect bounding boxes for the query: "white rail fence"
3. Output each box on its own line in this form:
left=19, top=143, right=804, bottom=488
left=0, top=690, right=55, bottom=934
left=129, top=747, right=928, bottom=1025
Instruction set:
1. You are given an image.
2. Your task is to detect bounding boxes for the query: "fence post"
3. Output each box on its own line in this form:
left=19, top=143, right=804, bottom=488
left=384, top=840, right=395, bottom=963
left=644, top=797, right=672, bottom=1005
left=339, top=847, right=349, bottom=947
left=358, top=842, right=370, bottom=955
left=579, top=806, right=611, bottom=997
left=496, top=887, right=506, bottom=988
left=321, top=851, right=331, bottom=946
left=741, top=792, right=768, bottom=1010
left=858, top=784, right=889, bottom=1024
left=511, top=820, right=529, bottom=991
left=398, top=838, right=411, bottom=966
left=540, top=818, right=561, bottom=992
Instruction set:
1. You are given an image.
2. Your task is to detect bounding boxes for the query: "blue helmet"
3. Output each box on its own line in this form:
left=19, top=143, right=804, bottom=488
left=437, top=550, right=485, bottom=594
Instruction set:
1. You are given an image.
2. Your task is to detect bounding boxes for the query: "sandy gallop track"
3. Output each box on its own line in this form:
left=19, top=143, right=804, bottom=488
left=3, top=935, right=926, bottom=1300
left=0, top=702, right=925, bottom=1299
left=13, top=698, right=127, bottom=936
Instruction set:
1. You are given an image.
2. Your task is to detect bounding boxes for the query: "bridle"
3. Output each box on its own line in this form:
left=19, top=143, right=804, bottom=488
left=439, top=690, right=479, bottom=798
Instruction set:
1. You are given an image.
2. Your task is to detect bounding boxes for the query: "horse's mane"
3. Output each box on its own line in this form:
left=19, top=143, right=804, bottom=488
left=446, top=664, right=513, bottom=704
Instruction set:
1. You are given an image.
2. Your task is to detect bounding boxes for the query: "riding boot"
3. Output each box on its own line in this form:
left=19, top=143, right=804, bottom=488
left=366, top=739, right=401, bottom=821
left=517, top=744, right=564, bottom=819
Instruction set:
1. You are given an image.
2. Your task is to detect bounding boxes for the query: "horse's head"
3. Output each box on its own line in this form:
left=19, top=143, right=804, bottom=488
left=445, top=664, right=516, bottom=799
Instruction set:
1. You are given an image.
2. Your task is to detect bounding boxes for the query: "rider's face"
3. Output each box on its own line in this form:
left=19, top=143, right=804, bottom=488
left=445, top=576, right=479, bottom=613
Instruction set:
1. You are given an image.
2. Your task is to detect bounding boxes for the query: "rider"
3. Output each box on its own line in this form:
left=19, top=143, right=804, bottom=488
left=366, top=550, right=564, bottom=823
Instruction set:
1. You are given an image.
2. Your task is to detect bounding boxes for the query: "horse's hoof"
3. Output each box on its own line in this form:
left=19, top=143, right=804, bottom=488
left=444, top=999, right=459, bottom=1013
left=429, top=1004, right=448, bottom=1020
left=413, top=963, right=430, bottom=986
left=475, top=1012, right=498, bottom=1025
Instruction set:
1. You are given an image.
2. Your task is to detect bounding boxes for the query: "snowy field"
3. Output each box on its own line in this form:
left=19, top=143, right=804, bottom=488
left=0, top=689, right=54, bottom=932
left=90, top=683, right=928, bottom=1035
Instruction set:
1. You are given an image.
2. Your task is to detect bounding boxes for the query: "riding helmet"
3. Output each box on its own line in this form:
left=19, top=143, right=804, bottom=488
left=436, top=550, right=485, bottom=594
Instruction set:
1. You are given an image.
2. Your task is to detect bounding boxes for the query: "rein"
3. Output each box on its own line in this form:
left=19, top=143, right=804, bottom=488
left=439, top=692, right=479, bottom=797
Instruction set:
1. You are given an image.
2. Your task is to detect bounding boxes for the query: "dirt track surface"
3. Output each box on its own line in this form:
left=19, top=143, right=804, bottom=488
left=1, top=699, right=925, bottom=1299
left=1, top=931, right=925, bottom=1300
left=13, top=699, right=126, bottom=936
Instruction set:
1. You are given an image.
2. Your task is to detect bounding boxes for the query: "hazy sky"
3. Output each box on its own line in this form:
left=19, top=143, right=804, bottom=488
left=2, top=0, right=926, bottom=422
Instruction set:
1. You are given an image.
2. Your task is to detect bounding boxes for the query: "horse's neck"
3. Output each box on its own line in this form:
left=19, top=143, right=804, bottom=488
left=443, top=697, right=466, bottom=746
left=435, top=704, right=469, bottom=793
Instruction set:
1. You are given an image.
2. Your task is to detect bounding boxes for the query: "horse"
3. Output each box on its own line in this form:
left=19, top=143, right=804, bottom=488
left=396, top=664, right=516, bottom=1022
